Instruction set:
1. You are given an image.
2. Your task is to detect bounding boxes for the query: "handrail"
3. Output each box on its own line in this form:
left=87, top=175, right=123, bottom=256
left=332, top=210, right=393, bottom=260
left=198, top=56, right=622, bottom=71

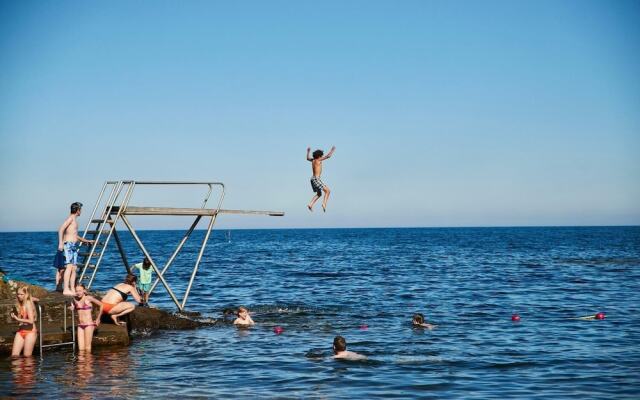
left=36, top=299, right=75, bottom=359
left=79, top=181, right=122, bottom=284
left=86, top=181, right=134, bottom=288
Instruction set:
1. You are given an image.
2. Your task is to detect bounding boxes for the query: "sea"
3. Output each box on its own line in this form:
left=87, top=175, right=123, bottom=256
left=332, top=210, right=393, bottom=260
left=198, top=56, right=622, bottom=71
left=1, top=227, right=639, bottom=399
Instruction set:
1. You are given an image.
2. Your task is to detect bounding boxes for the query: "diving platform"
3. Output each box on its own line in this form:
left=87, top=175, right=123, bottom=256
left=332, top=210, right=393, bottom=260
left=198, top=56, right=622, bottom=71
left=110, top=206, right=284, bottom=217
left=77, top=180, right=284, bottom=311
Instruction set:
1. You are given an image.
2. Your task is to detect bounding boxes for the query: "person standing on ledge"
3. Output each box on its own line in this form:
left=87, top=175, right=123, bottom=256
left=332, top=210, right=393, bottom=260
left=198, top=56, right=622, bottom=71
left=306, top=145, right=336, bottom=212
left=58, top=202, right=94, bottom=296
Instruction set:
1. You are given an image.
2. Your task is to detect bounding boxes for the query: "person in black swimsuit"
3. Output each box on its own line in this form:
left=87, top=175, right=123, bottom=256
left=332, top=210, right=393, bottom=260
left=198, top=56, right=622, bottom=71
left=100, top=274, right=142, bottom=326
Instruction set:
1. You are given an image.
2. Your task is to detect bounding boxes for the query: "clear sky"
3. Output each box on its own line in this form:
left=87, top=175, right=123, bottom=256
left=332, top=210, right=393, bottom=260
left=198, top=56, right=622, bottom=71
left=1, top=0, right=639, bottom=231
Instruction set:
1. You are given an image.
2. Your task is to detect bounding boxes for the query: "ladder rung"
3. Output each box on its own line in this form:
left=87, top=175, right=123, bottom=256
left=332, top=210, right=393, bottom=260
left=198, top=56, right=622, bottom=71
left=86, top=230, right=111, bottom=235
left=79, top=252, right=98, bottom=258
left=91, top=219, right=115, bottom=224
left=82, top=264, right=96, bottom=269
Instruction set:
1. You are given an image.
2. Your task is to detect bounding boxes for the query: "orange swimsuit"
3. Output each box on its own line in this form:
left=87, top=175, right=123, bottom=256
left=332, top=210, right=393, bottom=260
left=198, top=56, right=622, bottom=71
left=101, top=301, right=117, bottom=314
left=17, top=305, right=36, bottom=338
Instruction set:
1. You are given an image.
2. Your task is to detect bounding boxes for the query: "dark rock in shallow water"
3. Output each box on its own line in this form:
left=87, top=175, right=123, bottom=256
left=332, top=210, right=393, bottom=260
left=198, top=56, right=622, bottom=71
left=129, top=307, right=216, bottom=331
left=0, top=279, right=216, bottom=355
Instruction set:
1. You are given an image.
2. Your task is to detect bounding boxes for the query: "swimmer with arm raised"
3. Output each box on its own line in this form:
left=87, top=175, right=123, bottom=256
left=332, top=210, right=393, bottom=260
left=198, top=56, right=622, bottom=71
left=233, top=306, right=255, bottom=326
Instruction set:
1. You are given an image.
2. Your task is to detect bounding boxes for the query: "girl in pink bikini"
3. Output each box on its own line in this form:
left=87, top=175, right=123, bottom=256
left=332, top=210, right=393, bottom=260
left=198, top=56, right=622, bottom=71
left=73, top=284, right=103, bottom=352
left=10, top=286, right=37, bottom=357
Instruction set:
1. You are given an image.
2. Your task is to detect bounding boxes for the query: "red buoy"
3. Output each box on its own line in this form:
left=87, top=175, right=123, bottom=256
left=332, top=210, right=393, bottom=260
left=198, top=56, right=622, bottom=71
left=511, top=314, right=521, bottom=322
left=273, top=326, right=284, bottom=335
left=595, top=312, right=606, bottom=320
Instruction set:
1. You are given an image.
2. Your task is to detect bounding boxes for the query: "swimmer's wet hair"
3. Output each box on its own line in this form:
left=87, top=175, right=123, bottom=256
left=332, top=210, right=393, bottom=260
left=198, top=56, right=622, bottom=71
left=333, top=335, right=346, bottom=352
left=142, top=257, right=151, bottom=268
left=413, top=313, right=425, bottom=325
left=237, top=306, right=248, bottom=315
left=75, top=283, right=86, bottom=290
left=312, top=149, right=324, bottom=159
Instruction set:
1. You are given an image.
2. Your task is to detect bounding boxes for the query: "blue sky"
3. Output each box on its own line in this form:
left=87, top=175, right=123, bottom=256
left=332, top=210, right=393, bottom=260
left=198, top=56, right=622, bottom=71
left=1, top=0, right=638, bottom=231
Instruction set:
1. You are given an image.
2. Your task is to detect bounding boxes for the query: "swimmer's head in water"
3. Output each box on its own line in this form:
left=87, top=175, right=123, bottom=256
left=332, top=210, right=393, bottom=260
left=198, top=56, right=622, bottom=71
left=313, top=150, right=324, bottom=159
left=237, top=306, right=249, bottom=316
left=333, top=335, right=346, bottom=353
left=412, top=313, right=425, bottom=325
left=142, top=257, right=151, bottom=269
left=124, top=273, right=137, bottom=286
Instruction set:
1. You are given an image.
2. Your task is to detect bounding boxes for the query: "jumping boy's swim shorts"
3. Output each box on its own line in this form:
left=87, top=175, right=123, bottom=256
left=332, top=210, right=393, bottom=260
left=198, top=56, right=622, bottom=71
left=310, top=176, right=325, bottom=195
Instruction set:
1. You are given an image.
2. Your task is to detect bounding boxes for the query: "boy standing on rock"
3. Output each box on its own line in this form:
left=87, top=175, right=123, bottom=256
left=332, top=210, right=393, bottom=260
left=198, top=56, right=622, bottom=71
left=58, top=202, right=94, bottom=296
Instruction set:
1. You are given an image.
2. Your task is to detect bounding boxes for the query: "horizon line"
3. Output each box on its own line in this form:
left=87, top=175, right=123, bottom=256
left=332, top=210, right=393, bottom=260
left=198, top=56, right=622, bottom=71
left=1, top=224, right=639, bottom=234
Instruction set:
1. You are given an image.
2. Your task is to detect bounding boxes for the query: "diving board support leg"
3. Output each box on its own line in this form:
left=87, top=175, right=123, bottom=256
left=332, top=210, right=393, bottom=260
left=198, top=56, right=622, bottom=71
left=148, top=215, right=202, bottom=297
left=181, top=213, right=218, bottom=309
left=120, top=215, right=184, bottom=310
left=111, top=226, right=131, bottom=274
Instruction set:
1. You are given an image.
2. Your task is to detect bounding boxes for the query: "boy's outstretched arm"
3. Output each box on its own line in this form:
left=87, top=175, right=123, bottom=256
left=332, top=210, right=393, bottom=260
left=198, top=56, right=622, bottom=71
left=306, top=147, right=313, bottom=161
left=321, top=146, right=336, bottom=160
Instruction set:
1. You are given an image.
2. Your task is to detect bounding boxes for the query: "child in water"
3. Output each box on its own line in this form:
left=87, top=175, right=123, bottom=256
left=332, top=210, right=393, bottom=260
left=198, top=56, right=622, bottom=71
left=132, top=257, right=153, bottom=306
left=73, top=284, right=103, bottom=352
left=233, top=306, right=255, bottom=326
left=333, top=336, right=367, bottom=360
left=412, top=313, right=437, bottom=330
left=10, top=286, right=37, bottom=357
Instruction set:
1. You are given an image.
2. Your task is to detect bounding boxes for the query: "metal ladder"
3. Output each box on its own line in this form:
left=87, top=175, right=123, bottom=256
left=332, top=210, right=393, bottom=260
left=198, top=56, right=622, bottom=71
left=78, top=180, right=136, bottom=289
left=37, top=299, right=75, bottom=359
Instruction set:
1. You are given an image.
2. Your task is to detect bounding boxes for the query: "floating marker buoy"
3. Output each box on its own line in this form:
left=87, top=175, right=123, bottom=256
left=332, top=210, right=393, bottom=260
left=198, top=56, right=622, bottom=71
left=273, top=326, right=284, bottom=335
left=359, top=324, right=368, bottom=330
left=511, top=314, right=521, bottom=322
left=595, top=312, right=606, bottom=320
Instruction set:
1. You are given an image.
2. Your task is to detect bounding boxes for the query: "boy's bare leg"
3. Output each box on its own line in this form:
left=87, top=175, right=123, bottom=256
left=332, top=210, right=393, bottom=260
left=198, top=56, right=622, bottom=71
left=70, top=265, right=77, bottom=291
left=308, top=194, right=321, bottom=211
left=63, top=264, right=74, bottom=295
left=321, top=187, right=331, bottom=212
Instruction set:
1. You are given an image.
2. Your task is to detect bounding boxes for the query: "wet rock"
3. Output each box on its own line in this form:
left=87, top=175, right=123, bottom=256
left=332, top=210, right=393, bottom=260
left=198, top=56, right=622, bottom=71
left=0, top=279, right=216, bottom=355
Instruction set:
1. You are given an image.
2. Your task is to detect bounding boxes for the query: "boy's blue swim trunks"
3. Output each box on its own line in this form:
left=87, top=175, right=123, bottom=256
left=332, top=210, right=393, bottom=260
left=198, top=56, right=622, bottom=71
left=63, top=241, right=79, bottom=265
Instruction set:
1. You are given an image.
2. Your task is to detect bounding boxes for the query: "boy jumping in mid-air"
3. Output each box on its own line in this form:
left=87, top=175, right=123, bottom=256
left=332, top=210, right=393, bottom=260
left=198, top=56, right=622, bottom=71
left=307, top=145, right=336, bottom=212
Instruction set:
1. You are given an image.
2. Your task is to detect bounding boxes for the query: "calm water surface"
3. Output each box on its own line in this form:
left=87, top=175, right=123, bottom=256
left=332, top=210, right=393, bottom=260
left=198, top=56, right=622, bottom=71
left=1, top=227, right=639, bottom=398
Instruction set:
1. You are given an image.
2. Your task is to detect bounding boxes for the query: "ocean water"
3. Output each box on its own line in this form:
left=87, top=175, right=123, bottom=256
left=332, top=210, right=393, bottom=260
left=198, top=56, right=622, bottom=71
left=1, top=227, right=639, bottom=398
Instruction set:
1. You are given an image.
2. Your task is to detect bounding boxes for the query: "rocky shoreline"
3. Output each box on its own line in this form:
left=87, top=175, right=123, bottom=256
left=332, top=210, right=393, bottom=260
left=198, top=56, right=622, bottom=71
left=0, top=279, right=217, bottom=355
